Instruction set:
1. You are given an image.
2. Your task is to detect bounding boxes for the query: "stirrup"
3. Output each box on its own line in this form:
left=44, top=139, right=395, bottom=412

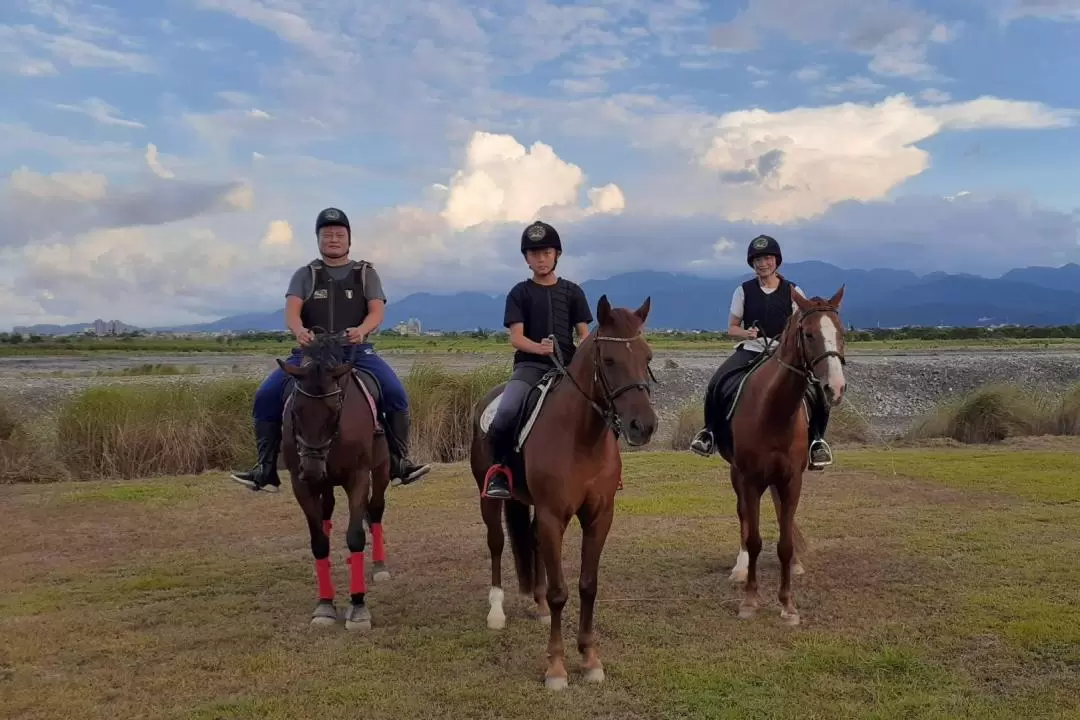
left=689, top=430, right=713, bottom=457
left=808, top=439, right=833, bottom=468
left=481, top=464, right=512, bottom=499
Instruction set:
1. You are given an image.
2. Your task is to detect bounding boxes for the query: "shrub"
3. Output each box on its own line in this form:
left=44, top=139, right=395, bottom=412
left=0, top=398, right=69, bottom=483
left=55, top=379, right=258, bottom=479
left=669, top=402, right=703, bottom=450
left=906, top=383, right=1052, bottom=444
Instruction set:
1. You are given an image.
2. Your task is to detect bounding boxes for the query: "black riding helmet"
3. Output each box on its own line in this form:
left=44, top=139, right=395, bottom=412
left=746, top=234, right=782, bottom=268
left=315, top=207, right=350, bottom=242
left=520, top=220, right=562, bottom=255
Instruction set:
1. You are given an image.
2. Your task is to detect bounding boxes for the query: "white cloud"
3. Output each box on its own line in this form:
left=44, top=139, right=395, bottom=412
left=145, top=143, right=175, bottom=179
left=55, top=98, right=145, bottom=129
left=440, top=131, right=625, bottom=231
left=1000, top=0, right=1080, bottom=22
left=8, top=166, right=108, bottom=202
left=822, top=75, right=886, bottom=95
left=262, top=219, right=294, bottom=246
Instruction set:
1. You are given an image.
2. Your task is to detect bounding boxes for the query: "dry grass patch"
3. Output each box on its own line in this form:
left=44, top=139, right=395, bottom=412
left=2, top=449, right=1078, bottom=719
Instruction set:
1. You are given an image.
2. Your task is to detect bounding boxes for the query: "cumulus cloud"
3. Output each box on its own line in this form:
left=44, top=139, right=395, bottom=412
left=694, top=94, right=1076, bottom=223
left=440, top=131, right=625, bottom=231
left=144, top=143, right=175, bottom=179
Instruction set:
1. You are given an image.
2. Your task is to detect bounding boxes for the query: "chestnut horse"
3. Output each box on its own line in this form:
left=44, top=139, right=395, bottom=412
left=707, top=288, right=847, bottom=626
left=469, top=295, right=658, bottom=690
left=277, top=330, right=393, bottom=631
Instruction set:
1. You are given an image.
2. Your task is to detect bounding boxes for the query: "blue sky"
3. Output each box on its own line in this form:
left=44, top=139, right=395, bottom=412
left=1, top=0, right=1079, bottom=328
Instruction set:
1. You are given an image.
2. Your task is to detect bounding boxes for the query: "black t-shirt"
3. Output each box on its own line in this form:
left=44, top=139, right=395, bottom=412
left=504, top=277, right=593, bottom=367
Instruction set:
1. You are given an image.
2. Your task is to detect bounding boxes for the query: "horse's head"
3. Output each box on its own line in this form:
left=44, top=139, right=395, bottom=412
left=278, top=331, right=352, bottom=482
left=789, top=286, right=847, bottom=405
left=589, top=294, right=658, bottom=447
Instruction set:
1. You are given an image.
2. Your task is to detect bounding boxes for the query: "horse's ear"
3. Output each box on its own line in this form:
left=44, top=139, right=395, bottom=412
left=596, top=294, right=612, bottom=326
left=634, top=296, right=651, bottom=324
left=277, top=359, right=304, bottom=377
left=792, top=291, right=811, bottom=310
left=828, top=284, right=845, bottom=309
left=330, top=363, right=352, bottom=380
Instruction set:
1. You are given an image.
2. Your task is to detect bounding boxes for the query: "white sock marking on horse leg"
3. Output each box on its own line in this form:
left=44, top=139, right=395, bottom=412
left=487, top=586, right=506, bottom=629
left=819, top=316, right=846, bottom=401
left=729, top=549, right=749, bottom=581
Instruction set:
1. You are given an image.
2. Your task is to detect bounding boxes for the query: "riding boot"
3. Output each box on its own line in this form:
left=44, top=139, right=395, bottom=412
left=689, top=427, right=714, bottom=456
left=383, top=410, right=431, bottom=485
left=482, top=424, right=513, bottom=500
left=230, top=420, right=282, bottom=492
left=807, top=386, right=834, bottom=470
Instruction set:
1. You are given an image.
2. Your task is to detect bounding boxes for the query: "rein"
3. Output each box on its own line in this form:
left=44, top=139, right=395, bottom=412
left=288, top=328, right=351, bottom=462
left=763, top=307, right=846, bottom=385
left=547, top=331, right=659, bottom=439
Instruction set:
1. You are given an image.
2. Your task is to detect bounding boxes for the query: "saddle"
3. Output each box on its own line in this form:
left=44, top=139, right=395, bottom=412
left=707, top=352, right=819, bottom=461
left=479, top=369, right=561, bottom=453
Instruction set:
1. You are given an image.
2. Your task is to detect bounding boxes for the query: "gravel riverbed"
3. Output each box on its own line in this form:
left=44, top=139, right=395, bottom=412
left=4, top=348, right=1080, bottom=440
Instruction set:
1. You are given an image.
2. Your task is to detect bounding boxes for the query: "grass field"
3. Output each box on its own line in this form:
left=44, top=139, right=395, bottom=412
left=5, top=333, right=1080, bottom=357
left=2, top=443, right=1078, bottom=719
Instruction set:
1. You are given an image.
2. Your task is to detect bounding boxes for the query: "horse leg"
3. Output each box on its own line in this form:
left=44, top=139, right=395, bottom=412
left=729, top=466, right=750, bottom=583
left=777, top=475, right=803, bottom=626
left=537, top=508, right=571, bottom=690
left=481, top=496, right=507, bottom=629
left=368, top=457, right=392, bottom=583
left=576, top=502, right=614, bottom=685
left=343, top=471, right=373, bottom=632
left=533, top=513, right=551, bottom=625
left=297, top=485, right=338, bottom=626
left=738, top=483, right=764, bottom=620
left=770, top=485, right=805, bottom=576
left=321, top=488, right=335, bottom=538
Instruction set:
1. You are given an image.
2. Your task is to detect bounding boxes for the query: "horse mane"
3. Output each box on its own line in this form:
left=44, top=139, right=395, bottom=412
left=299, top=333, right=344, bottom=381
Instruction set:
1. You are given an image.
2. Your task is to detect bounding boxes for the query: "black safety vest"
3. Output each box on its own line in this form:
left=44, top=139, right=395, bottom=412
left=741, top=277, right=796, bottom=340
left=300, top=260, right=371, bottom=333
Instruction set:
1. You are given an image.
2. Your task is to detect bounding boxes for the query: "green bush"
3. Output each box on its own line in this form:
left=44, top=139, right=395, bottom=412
left=907, top=384, right=1053, bottom=444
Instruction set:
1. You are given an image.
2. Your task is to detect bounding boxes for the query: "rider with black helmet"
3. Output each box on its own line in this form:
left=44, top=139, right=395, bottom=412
left=689, top=234, right=834, bottom=469
left=480, top=220, right=593, bottom=500
left=230, top=207, right=431, bottom=492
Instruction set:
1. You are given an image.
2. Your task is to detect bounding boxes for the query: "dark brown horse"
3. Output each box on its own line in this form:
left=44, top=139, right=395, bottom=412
left=277, top=330, right=393, bottom=631
left=714, top=287, right=847, bottom=626
left=469, top=295, right=658, bottom=691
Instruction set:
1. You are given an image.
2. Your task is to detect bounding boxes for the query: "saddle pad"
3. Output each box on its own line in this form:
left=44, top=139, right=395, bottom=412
left=479, top=373, right=557, bottom=450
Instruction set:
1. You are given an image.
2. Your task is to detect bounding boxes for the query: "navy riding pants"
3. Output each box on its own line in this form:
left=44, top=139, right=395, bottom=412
left=252, top=343, right=408, bottom=423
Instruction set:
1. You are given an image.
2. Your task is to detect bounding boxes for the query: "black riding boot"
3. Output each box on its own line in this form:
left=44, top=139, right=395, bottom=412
left=482, top=424, right=513, bottom=500
left=230, top=420, right=282, bottom=492
left=384, top=410, right=431, bottom=485
left=808, top=386, right=834, bottom=470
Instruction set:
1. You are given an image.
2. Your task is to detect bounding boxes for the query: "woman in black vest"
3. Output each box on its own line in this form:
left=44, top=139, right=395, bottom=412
left=689, top=235, right=833, bottom=469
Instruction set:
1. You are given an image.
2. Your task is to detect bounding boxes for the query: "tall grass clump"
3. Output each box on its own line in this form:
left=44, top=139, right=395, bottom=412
left=1047, top=382, right=1080, bottom=435
left=0, top=398, right=70, bottom=483
left=404, top=361, right=511, bottom=463
left=907, top=383, right=1052, bottom=444
left=56, top=379, right=258, bottom=479
left=669, top=402, right=703, bottom=450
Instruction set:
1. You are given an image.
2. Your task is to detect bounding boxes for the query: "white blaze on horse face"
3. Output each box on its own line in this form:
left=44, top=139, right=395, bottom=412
left=818, top=315, right=846, bottom=402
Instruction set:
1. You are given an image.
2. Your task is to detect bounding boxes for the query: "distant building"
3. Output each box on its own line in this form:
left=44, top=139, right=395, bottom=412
left=393, top=318, right=422, bottom=336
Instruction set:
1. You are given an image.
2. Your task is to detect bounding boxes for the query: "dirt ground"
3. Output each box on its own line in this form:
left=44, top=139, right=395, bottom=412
left=2, top=443, right=1078, bottom=719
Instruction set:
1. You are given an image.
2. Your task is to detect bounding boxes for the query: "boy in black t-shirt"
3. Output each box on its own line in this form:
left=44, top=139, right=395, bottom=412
left=482, top=220, right=593, bottom=500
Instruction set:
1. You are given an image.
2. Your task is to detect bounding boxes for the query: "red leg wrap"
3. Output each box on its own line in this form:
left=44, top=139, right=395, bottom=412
left=348, top=552, right=367, bottom=595
left=371, top=523, right=386, bottom=563
left=315, top=557, right=334, bottom=601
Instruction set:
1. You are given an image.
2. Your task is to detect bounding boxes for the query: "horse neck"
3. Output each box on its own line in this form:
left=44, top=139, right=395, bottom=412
left=759, top=326, right=808, bottom=426
left=558, top=338, right=610, bottom=443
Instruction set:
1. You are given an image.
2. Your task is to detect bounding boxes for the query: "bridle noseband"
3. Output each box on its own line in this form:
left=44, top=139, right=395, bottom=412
left=289, top=371, right=345, bottom=463
left=549, top=331, right=659, bottom=439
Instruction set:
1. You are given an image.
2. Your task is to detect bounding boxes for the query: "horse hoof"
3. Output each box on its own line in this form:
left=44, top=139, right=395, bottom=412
left=544, top=675, right=569, bottom=691
left=780, top=609, right=801, bottom=626
left=345, top=603, right=372, bottom=631
left=373, top=570, right=391, bottom=583
left=486, top=611, right=506, bottom=630
left=310, top=601, right=338, bottom=626
left=583, top=667, right=605, bottom=684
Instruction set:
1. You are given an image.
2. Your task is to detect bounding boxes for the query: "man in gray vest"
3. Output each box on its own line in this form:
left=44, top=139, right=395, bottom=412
left=231, top=207, right=431, bottom=492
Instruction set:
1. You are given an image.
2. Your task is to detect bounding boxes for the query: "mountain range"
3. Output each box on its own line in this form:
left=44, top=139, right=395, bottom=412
left=16, top=261, right=1080, bottom=334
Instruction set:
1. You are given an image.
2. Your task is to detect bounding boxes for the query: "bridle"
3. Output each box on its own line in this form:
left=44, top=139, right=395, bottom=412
left=548, top=330, right=659, bottom=439
left=767, top=306, right=846, bottom=384
left=289, top=378, right=345, bottom=462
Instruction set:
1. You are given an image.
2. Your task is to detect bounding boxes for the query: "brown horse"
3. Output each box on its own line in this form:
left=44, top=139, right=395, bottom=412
left=469, top=295, right=658, bottom=691
left=277, top=330, right=393, bottom=630
left=708, top=287, right=847, bottom=626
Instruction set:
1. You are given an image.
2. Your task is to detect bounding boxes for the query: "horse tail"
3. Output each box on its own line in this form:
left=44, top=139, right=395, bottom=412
left=503, top=499, right=535, bottom=595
